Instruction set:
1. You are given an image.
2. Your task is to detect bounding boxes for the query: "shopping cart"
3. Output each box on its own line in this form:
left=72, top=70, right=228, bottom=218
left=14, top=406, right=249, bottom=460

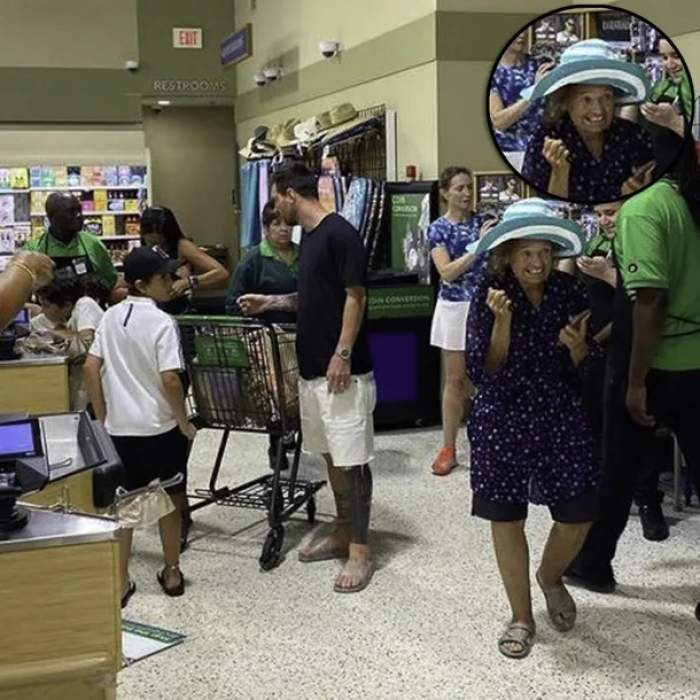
left=178, top=316, right=325, bottom=570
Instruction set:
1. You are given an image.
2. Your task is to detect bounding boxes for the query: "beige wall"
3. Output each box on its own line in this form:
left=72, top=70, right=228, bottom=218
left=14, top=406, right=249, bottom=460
left=234, top=0, right=437, bottom=93
left=671, top=31, right=700, bottom=96
left=437, top=60, right=503, bottom=173
left=0, top=0, right=139, bottom=69
left=237, top=62, right=440, bottom=180
left=0, top=128, right=145, bottom=166
left=143, top=107, right=236, bottom=257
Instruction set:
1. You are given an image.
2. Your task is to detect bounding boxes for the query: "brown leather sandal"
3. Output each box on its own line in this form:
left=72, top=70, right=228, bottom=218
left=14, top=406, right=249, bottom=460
left=157, top=565, right=185, bottom=597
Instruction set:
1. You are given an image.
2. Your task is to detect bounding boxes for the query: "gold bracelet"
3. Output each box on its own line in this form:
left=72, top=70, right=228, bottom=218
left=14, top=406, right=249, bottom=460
left=8, top=261, right=38, bottom=286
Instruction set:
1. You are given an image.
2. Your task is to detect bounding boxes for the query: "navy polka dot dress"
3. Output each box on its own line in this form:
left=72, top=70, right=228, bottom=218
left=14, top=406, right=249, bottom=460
left=466, top=268, right=601, bottom=507
left=521, top=115, right=654, bottom=203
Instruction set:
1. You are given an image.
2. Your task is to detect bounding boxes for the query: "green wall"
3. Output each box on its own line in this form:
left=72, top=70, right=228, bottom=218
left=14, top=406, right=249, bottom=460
left=0, top=0, right=236, bottom=123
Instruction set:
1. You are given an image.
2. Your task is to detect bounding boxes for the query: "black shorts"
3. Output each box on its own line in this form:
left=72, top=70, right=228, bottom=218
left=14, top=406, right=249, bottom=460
left=112, top=427, right=189, bottom=494
left=471, top=487, right=599, bottom=524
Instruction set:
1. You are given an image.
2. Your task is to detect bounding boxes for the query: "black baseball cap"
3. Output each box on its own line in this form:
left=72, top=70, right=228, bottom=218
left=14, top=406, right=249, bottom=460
left=123, top=246, right=180, bottom=284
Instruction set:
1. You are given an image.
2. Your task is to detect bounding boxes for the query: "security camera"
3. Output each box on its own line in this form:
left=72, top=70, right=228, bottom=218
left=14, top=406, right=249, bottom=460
left=254, top=72, right=267, bottom=87
left=263, top=67, right=281, bottom=82
left=125, top=59, right=139, bottom=72
left=319, top=41, right=341, bottom=59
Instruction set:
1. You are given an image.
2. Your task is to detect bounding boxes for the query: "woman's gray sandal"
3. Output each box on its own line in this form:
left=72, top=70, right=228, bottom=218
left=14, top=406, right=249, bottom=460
left=536, top=571, right=577, bottom=632
left=498, top=622, right=535, bottom=659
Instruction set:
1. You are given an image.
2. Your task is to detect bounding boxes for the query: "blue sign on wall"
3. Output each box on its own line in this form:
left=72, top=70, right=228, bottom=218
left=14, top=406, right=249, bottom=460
left=220, top=24, right=252, bottom=67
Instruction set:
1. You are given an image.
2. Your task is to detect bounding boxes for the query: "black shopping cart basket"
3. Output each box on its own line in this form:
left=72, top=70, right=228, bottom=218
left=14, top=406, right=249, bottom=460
left=178, top=316, right=325, bottom=570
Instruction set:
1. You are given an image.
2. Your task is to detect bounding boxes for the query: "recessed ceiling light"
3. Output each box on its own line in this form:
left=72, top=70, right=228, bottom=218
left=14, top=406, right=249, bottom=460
left=157, top=100, right=171, bottom=106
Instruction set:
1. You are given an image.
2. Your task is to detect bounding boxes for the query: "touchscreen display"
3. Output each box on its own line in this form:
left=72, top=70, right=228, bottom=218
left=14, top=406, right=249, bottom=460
left=0, top=422, right=37, bottom=458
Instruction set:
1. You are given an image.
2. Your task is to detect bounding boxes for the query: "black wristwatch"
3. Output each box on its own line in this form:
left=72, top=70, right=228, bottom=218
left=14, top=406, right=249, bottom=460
left=335, top=346, right=352, bottom=361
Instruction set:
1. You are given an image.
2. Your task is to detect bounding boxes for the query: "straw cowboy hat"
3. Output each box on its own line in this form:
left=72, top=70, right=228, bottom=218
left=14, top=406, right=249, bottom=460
left=521, top=39, right=650, bottom=104
left=238, top=124, right=277, bottom=159
left=467, top=198, right=584, bottom=258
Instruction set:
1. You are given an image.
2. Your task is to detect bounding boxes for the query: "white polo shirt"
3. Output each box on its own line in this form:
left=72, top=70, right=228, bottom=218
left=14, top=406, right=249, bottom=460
left=89, top=296, right=184, bottom=437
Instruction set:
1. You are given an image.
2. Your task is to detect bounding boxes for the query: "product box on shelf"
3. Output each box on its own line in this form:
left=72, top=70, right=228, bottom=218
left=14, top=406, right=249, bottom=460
left=104, top=166, right=118, bottom=187
left=117, top=166, right=131, bottom=186
left=29, top=167, right=42, bottom=188
left=0, top=169, right=10, bottom=189
left=40, top=167, right=55, bottom=187
left=10, top=168, right=28, bottom=189
left=53, top=166, right=68, bottom=187
left=124, top=215, right=140, bottom=236
left=67, top=166, right=81, bottom=187
left=83, top=216, right=103, bottom=236
left=102, top=215, right=116, bottom=236
left=0, top=196, right=15, bottom=225
left=94, top=190, right=108, bottom=211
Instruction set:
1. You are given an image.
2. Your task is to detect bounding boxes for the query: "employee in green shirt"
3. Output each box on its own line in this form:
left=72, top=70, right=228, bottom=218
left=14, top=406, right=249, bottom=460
left=226, top=201, right=298, bottom=325
left=649, top=39, right=693, bottom=126
left=226, top=200, right=299, bottom=470
left=615, top=139, right=700, bottom=581
left=25, top=193, right=119, bottom=301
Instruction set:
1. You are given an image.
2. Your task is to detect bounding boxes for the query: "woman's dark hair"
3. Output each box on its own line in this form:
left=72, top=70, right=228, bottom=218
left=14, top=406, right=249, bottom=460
left=270, top=161, right=317, bottom=199
left=36, top=278, right=84, bottom=307
left=140, top=206, right=185, bottom=256
left=439, top=166, right=472, bottom=195
left=261, top=201, right=281, bottom=228
left=672, top=135, right=700, bottom=227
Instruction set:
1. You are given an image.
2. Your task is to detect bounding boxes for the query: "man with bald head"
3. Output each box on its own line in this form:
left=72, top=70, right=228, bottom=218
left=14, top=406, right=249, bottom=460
left=24, top=192, right=119, bottom=300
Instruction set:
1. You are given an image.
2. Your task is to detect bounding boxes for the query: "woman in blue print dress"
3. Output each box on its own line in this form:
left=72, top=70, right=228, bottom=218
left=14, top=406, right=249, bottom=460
left=427, top=166, right=496, bottom=476
left=520, top=40, right=655, bottom=202
left=465, top=199, right=602, bottom=659
left=489, top=31, right=554, bottom=170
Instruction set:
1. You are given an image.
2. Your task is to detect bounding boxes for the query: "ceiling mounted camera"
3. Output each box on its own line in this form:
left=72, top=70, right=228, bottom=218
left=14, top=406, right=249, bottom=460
left=263, top=67, right=281, bottom=82
left=125, top=59, right=139, bottom=72
left=319, top=41, right=341, bottom=59
left=254, top=72, right=267, bottom=86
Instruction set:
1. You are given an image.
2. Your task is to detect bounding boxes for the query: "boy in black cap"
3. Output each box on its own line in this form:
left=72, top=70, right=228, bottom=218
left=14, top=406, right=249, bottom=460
left=84, top=247, right=196, bottom=608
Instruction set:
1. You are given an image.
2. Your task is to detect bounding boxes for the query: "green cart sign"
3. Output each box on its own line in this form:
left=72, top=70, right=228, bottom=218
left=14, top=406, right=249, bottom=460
left=194, top=335, right=250, bottom=368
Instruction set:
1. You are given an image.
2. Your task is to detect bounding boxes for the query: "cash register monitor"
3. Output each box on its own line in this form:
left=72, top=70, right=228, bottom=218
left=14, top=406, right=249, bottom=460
left=0, top=419, right=43, bottom=461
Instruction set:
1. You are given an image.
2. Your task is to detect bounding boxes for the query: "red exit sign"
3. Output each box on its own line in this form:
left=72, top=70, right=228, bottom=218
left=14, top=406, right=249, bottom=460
left=173, top=27, right=203, bottom=49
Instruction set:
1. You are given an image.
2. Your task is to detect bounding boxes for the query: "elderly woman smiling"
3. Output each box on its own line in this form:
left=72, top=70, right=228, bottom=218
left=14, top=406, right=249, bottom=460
left=520, top=40, right=654, bottom=202
left=464, top=199, right=603, bottom=659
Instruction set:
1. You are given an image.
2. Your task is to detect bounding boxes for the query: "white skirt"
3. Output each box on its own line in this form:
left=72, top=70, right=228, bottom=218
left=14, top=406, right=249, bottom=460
left=430, top=298, right=470, bottom=351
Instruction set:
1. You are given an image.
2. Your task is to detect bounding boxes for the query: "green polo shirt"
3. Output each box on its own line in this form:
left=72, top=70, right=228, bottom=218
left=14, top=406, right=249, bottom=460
left=615, top=179, right=700, bottom=371
left=26, top=230, right=118, bottom=291
left=649, top=71, right=693, bottom=124
left=259, top=238, right=299, bottom=273
left=585, top=232, right=613, bottom=257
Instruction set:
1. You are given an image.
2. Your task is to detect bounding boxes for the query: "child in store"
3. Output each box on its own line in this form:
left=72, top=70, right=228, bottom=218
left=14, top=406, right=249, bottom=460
left=30, top=277, right=104, bottom=409
left=83, top=247, right=196, bottom=608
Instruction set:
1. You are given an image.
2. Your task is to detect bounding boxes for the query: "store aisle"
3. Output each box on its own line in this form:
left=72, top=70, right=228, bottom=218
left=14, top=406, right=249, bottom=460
left=119, top=428, right=699, bottom=700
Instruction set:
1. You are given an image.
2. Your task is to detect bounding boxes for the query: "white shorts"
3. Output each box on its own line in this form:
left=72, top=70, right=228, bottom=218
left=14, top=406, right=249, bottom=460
left=299, top=372, right=376, bottom=467
left=430, top=298, right=470, bottom=351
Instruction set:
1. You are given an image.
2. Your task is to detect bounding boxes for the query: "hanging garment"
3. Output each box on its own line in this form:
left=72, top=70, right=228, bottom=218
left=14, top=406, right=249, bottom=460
left=340, top=178, right=369, bottom=232
left=240, top=161, right=260, bottom=249
left=258, top=160, right=270, bottom=220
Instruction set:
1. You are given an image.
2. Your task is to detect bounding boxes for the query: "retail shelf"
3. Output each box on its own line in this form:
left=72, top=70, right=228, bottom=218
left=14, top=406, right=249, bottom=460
left=0, top=189, right=30, bottom=194
left=26, top=185, right=147, bottom=192
left=100, top=236, right=141, bottom=241
left=0, top=221, right=31, bottom=225
left=31, top=211, right=140, bottom=217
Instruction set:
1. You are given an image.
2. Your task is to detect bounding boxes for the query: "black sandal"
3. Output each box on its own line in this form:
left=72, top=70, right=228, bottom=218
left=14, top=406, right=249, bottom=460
left=121, top=580, right=136, bottom=609
left=157, top=565, right=185, bottom=597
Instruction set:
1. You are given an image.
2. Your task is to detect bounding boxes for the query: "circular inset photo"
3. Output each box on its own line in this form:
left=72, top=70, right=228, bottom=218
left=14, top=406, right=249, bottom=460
left=487, top=5, right=694, bottom=204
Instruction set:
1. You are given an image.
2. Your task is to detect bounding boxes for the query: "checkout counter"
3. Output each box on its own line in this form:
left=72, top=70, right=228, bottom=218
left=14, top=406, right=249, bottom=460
left=0, top=412, right=124, bottom=700
left=0, top=309, right=70, bottom=415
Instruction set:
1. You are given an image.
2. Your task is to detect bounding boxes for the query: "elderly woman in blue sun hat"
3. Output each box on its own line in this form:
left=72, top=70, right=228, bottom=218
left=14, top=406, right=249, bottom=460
left=464, top=198, right=604, bottom=659
left=520, top=39, right=655, bottom=202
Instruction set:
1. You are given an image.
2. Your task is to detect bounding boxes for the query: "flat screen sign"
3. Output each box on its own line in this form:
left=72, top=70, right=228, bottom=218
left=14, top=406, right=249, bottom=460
left=221, top=24, right=252, bottom=67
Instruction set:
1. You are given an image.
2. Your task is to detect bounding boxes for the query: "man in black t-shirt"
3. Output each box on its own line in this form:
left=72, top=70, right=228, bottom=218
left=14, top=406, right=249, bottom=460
left=238, top=162, right=376, bottom=594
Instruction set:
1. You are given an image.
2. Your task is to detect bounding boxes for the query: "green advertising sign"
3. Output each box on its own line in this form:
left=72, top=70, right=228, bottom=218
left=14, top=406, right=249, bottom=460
left=368, top=286, right=434, bottom=320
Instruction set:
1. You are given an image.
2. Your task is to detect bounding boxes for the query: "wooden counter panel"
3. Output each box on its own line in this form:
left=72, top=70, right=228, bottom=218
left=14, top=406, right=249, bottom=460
left=0, top=541, right=121, bottom=669
left=0, top=363, right=69, bottom=413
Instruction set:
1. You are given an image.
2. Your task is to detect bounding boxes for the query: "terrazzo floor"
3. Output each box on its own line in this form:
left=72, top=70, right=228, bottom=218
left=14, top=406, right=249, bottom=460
left=118, top=426, right=700, bottom=700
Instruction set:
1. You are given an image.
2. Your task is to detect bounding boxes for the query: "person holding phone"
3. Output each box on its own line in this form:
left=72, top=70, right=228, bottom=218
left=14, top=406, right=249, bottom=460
left=427, top=166, right=496, bottom=476
left=520, top=40, right=655, bottom=202
left=465, top=199, right=602, bottom=659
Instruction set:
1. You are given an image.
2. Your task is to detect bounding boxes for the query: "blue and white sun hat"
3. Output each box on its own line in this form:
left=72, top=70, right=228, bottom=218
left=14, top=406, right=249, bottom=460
left=466, top=198, right=584, bottom=258
left=521, top=39, right=650, bottom=104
